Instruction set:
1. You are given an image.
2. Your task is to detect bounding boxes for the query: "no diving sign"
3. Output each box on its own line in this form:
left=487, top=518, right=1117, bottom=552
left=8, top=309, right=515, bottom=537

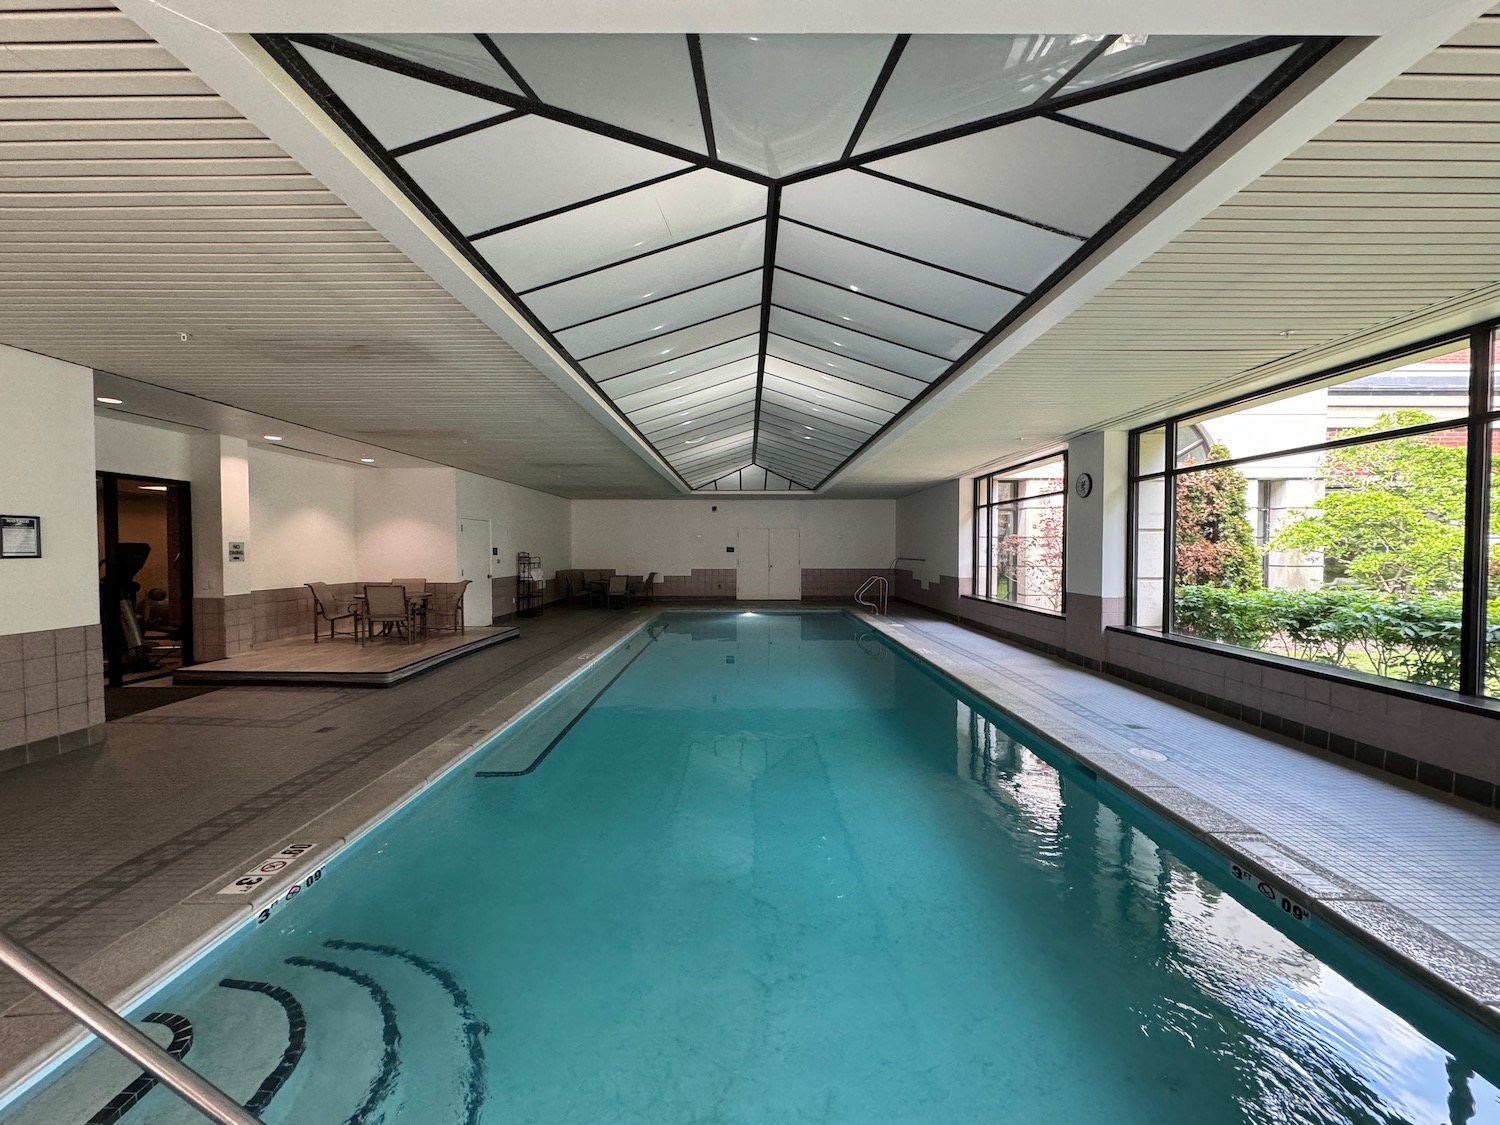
left=218, top=842, right=317, bottom=895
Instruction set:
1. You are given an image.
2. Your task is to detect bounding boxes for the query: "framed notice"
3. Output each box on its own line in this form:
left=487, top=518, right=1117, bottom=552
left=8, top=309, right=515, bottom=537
left=0, top=515, right=41, bottom=558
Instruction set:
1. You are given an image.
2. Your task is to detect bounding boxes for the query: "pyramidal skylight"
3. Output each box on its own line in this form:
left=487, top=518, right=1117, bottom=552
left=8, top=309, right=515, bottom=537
left=263, top=31, right=1326, bottom=491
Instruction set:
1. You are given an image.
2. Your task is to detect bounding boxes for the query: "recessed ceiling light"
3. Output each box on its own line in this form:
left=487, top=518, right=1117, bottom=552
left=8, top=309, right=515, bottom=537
left=264, top=435, right=283, bottom=442
left=95, top=396, right=123, bottom=405
left=361, top=457, right=376, bottom=463
left=849, top=285, right=859, bottom=292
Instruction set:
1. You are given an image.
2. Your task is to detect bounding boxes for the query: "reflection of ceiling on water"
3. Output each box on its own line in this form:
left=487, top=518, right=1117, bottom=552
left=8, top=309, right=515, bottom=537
left=264, top=32, right=1326, bottom=491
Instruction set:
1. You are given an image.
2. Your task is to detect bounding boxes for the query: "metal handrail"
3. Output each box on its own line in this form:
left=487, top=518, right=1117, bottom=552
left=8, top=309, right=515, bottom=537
left=855, top=575, right=888, bottom=615
left=0, top=928, right=261, bottom=1125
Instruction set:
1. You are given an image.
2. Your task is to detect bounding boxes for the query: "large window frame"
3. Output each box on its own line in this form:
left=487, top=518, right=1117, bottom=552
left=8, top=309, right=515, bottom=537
left=971, top=452, right=1068, bottom=616
left=1127, top=320, right=1498, bottom=701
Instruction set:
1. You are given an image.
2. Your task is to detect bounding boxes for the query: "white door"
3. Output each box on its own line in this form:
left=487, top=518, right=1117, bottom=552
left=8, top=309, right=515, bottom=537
left=768, top=528, right=801, bottom=600
left=737, top=529, right=769, bottom=600
left=457, top=518, right=492, bottom=625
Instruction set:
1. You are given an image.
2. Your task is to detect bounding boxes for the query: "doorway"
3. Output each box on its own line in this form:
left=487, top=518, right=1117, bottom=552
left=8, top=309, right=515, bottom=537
left=457, top=517, right=493, bottom=625
left=737, top=528, right=801, bottom=601
left=97, top=473, right=193, bottom=686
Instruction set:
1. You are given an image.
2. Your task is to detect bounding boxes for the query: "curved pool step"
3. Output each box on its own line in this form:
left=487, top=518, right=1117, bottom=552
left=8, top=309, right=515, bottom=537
left=215, top=980, right=306, bottom=1115
left=316, top=941, right=488, bottom=1125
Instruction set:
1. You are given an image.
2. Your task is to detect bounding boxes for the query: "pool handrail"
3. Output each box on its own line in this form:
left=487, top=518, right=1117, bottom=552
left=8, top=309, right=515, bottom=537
left=855, top=574, right=888, bottom=615
left=0, top=927, right=262, bottom=1124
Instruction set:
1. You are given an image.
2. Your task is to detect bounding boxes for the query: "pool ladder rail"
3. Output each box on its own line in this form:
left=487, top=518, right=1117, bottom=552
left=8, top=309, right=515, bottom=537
left=855, top=574, right=888, bottom=615
left=0, top=927, right=260, bottom=1125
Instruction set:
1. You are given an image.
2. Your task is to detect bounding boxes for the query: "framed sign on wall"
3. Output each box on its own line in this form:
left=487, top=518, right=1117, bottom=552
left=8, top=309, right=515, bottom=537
left=0, top=515, right=41, bottom=558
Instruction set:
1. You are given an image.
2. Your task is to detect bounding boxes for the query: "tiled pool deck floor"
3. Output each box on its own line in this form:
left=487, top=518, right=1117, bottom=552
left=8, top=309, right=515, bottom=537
left=1, top=601, right=1498, bottom=1087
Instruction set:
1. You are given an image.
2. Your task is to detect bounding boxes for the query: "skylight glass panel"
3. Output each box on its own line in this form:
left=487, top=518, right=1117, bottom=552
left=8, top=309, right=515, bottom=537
left=771, top=271, right=980, bottom=360
left=1057, top=35, right=1256, bottom=94
left=293, top=44, right=508, bottom=150
left=1059, top=47, right=1296, bottom=151
left=492, top=34, right=707, bottom=154
left=623, top=376, right=758, bottom=425
left=598, top=340, right=759, bottom=399
left=557, top=272, right=763, bottom=359
left=761, top=388, right=883, bottom=434
left=763, top=365, right=902, bottom=420
left=700, top=34, right=893, bottom=176
left=774, top=222, right=1016, bottom=330
left=526, top=222, right=766, bottom=329
left=603, top=358, right=756, bottom=408
left=769, top=308, right=947, bottom=380
left=582, top=308, right=760, bottom=380
left=399, top=115, right=688, bottom=236
left=477, top=169, right=766, bottom=292
left=645, top=409, right=756, bottom=446
left=767, top=335, right=930, bottom=400
left=779, top=170, right=1077, bottom=290
left=855, top=34, right=1103, bottom=154
left=867, top=117, right=1172, bottom=239
left=338, top=34, right=524, bottom=95
left=631, top=387, right=759, bottom=430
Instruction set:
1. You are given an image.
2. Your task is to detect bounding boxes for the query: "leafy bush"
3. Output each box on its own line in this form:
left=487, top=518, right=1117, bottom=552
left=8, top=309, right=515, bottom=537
left=1172, top=585, right=1499, bottom=690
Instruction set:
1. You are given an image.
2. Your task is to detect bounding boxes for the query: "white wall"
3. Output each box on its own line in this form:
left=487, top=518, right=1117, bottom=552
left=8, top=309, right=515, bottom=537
left=249, top=448, right=358, bottom=589
left=0, top=345, right=98, bottom=634
left=94, top=415, right=193, bottom=481
left=355, top=467, right=459, bottom=582
left=571, top=499, right=895, bottom=573
left=895, top=480, right=961, bottom=589
left=456, top=470, right=571, bottom=576
left=1064, top=430, right=1128, bottom=599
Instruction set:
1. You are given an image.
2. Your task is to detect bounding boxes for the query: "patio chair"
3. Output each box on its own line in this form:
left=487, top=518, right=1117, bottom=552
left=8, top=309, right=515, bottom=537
left=364, top=583, right=415, bottom=644
left=307, top=582, right=361, bottom=644
left=640, top=571, right=657, bottom=602
left=605, top=574, right=629, bottom=609
left=393, top=578, right=428, bottom=632
left=427, top=579, right=471, bottom=634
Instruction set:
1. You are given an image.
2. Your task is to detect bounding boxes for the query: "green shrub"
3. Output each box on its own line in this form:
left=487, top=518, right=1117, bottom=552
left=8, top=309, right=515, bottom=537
left=1172, top=584, right=1486, bottom=689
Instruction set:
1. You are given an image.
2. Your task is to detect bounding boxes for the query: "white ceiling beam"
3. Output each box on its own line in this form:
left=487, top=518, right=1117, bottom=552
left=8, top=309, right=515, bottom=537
left=134, top=0, right=1467, bottom=37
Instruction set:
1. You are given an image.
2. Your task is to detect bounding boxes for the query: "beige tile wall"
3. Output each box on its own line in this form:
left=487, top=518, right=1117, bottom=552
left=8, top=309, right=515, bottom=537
left=0, top=624, right=105, bottom=773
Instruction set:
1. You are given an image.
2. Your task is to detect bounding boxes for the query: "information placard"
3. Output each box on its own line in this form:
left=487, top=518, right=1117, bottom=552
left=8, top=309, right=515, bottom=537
left=0, top=516, right=40, bottom=558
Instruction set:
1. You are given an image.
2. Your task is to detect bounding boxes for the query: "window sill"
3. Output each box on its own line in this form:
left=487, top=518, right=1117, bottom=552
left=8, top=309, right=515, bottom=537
left=960, top=595, right=1065, bottom=620
left=1105, top=625, right=1500, bottom=719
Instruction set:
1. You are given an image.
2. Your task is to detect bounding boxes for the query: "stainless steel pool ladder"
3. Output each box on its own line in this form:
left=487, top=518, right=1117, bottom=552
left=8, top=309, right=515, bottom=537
left=0, top=927, right=261, bottom=1124
left=855, top=574, right=888, bottom=615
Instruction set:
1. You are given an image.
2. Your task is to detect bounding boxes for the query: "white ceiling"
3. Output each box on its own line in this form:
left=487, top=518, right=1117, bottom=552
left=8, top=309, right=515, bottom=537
left=2, top=0, right=1496, bottom=500
left=0, top=3, right=679, bottom=498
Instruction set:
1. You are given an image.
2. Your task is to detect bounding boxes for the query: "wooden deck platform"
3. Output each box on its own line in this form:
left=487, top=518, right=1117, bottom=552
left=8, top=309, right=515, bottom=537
left=173, top=625, right=520, bottom=686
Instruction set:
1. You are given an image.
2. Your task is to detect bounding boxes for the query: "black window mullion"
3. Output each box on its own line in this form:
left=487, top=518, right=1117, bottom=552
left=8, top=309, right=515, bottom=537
left=1460, top=326, right=1494, bottom=696
left=1126, top=431, right=1140, bottom=627
left=1162, top=420, right=1178, bottom=636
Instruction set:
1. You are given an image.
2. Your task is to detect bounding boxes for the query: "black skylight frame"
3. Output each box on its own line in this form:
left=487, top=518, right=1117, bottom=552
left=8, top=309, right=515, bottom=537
left=257, top=31, right=1338, bottom=492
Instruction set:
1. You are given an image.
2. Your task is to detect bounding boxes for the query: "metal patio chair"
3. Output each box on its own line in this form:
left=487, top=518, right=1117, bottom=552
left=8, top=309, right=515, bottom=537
left=427, top=579, right=471, bottom=635
left=307, top=582, right=361, bottom=644
left=363, top=583, right=415, bottom=644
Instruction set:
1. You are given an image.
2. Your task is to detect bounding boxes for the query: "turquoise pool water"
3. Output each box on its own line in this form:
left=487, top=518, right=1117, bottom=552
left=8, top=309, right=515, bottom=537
left=6, top=611, right=1499, bottom=1124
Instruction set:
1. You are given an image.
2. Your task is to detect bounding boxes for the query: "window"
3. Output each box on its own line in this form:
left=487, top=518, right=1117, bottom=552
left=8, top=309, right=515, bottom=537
left=973, top=454, right=1066, bottom=613
left=1130, top=328, right=1499, bottom=699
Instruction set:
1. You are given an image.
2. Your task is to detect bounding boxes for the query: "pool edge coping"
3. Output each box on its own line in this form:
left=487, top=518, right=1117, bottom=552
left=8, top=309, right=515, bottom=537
left=855, top=609, right=1500, bottom=1039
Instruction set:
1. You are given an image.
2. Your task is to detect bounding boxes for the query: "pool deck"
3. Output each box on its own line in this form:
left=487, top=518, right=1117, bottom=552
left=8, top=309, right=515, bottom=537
left=1, top=600, right=1498, bottom=1090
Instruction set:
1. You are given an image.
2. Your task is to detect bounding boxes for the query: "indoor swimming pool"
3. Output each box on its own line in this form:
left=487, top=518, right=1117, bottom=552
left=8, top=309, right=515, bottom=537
left=2, top=611, right=1497, bottom=1124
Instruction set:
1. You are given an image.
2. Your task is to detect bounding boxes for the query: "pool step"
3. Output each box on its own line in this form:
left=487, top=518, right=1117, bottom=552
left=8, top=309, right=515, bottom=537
left=0, top=942, right=487, bottom=1125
